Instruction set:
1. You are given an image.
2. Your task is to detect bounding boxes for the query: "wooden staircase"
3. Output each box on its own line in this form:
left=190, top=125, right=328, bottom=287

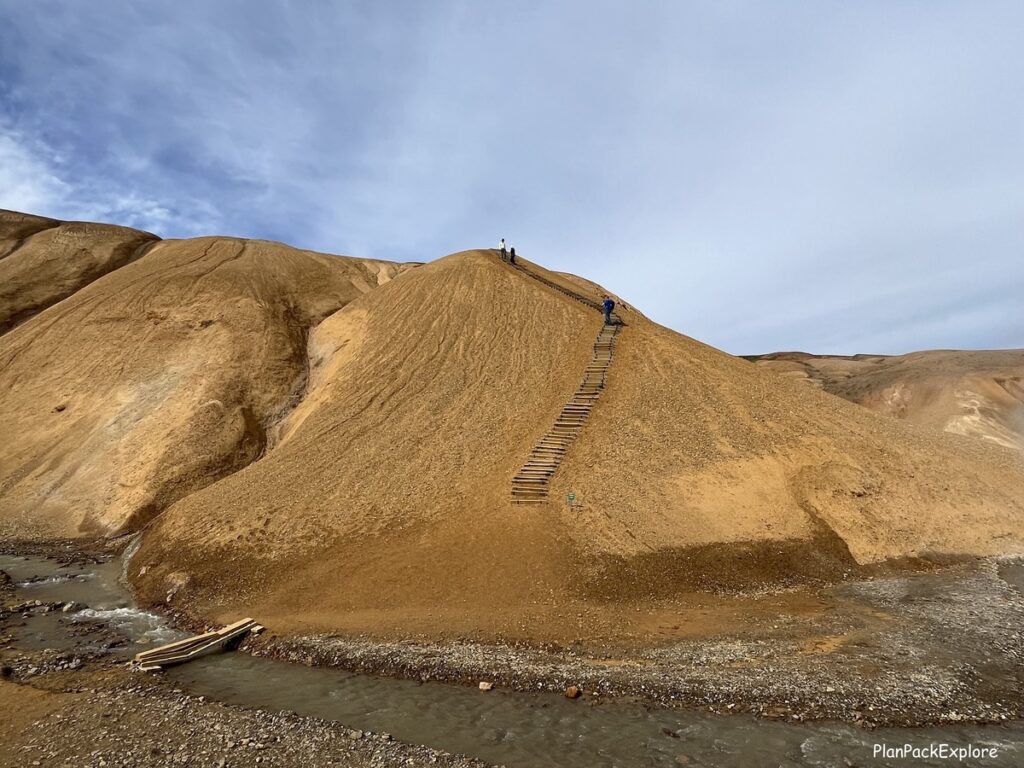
left=509, top=261, right=622, bottom=504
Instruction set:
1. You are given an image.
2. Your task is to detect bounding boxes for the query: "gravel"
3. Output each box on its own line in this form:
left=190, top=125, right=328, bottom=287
left=259, top=557, right=1024, bottom=728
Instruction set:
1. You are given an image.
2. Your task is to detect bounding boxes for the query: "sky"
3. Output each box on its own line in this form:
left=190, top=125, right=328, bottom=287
left=1, top=1, right=1021, bottom=355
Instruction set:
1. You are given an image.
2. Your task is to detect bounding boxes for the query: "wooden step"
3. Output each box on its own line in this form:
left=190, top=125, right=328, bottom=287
left=509, top=263, right=621, bottom=501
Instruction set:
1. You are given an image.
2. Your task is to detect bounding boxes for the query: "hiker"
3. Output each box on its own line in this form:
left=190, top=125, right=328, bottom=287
left=509, top=246, right=516, bottom=265
left=602, top=296, right=615, bottom=324
left=498, top=238, right=507, bottom=261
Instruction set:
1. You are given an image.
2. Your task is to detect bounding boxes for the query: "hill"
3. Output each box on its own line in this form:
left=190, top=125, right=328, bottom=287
left=0, top=209, right=159, bottom=334
left=750, top=350, right=1024, bottom=453
left=0, top=229, right=411, bottom=538
left=123, top=250, right=1024, bottom=641
left=2, top=209, right=1022, bottom=644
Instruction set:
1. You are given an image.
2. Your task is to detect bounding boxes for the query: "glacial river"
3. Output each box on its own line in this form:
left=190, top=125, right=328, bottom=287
left=3, top=554, right=1022, bottom=768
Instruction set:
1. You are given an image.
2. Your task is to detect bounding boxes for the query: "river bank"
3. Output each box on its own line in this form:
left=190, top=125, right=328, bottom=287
left=259, top=556, right=1024, bottom=728
left=2, top=543, right=1023, bottom=767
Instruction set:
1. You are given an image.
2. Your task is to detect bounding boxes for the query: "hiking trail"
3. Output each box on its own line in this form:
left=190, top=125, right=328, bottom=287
left=509, top=259, right=622, bottom=504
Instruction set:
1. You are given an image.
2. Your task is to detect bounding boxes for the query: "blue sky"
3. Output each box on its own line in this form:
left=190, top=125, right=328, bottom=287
left=1, top=1, right=1021, bottom=354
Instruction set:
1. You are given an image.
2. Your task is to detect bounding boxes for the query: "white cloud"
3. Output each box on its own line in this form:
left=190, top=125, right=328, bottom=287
left=0, top=124, right=217, bottom=236
left=0, top=129, right=69, bottom=214
left=1, top=2, right=1021, bottom=353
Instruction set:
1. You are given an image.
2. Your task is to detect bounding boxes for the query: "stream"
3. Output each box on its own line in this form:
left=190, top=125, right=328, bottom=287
left=2, top=553, right=1022, bottom=767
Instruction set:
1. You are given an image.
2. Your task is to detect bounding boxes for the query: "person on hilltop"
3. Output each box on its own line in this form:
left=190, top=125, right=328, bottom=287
left=602, top=296, right=615, bottom=325
left=509, top=246, right=516, bottom=265
left=499, top=238, right=507, bottom=261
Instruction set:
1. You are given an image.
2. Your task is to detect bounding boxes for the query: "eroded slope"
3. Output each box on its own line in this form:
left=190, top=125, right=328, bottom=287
left=0, top=235, right=409, bottom=538
left=751, top=350, right=1024, bottom=452
left=0, top=209, right=159, bottom=334
left=130, top=252, right=1024, bottom=640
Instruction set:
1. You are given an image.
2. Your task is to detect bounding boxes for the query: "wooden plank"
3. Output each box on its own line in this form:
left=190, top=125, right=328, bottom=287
left=135, top=618, right=256, bottom=668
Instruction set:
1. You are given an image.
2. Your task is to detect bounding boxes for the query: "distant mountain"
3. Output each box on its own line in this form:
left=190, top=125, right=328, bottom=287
left=748, top=350, right=1024, bottom=453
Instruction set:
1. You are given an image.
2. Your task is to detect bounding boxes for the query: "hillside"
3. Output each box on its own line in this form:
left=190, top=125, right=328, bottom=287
left=0, top=230, right=411, bottom=538
left=750, top=350, right=1024, bottom=452
left=123, top=250, right=1024, bottom=641
left=0, top=209, right=159, bottom=334
left=2, top=209, right=1022, bottom=644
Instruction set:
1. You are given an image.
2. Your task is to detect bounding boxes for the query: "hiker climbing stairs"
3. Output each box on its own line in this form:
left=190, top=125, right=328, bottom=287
left=509, top=260, right=623, bottom=504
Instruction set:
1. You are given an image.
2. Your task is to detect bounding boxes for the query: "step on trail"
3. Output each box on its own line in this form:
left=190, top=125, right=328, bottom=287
left=509, top=260, right=622, bottom=504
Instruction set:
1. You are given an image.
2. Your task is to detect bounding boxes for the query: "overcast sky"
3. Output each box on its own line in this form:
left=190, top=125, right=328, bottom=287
left=1, top=1, right=1021, bottom=354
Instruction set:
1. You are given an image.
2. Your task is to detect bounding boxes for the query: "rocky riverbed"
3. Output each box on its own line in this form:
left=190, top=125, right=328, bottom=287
left=260, top=556, right=1024, bottom=728
left=3, top=544, right=1024, bottom=767
left=0, top=666, right=487, bottom=768
left=0, top=547, right=486, bottom=768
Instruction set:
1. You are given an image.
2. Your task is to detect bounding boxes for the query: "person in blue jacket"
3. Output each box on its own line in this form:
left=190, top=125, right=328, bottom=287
left=602, top=296, right=615, bottom=324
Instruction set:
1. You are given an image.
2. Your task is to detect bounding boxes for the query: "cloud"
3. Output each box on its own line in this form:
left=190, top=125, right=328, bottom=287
left=0, top=128, right=69, bottom=214
left=0, top=122, right=218, bottom=235
left=0, top=1, right=1021, bottom=354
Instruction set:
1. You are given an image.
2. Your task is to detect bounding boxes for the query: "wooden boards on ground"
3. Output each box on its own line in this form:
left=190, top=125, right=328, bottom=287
left=134, top=618, right=258, bottom=670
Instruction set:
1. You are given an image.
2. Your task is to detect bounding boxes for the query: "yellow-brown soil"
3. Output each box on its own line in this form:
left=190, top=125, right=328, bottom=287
left=126, top=251, right=1023, bottom=641
left=0, top=209, right=159, bottom=333
left=1, top=208, right=1022, bottom=645
left=751, top=350, right=1024, bottom=452
left=0, top=230, right=410, bottom=538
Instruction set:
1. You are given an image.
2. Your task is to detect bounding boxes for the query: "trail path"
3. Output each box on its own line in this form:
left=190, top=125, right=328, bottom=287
left=509, top=260, right=623, bottom=503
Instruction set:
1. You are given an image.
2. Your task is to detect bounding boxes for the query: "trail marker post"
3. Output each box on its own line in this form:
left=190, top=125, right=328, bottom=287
left=567, top=492, right=576, bottom=507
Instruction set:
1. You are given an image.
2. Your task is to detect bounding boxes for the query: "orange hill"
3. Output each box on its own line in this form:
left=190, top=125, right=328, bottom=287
left=0, top=221, right=410, bottom=538
left=1, top=209, right=159, bottom=334
left=127, top=251, right=1024, bottom=639
left=1, top=209, right=1022, bottom=643
left=750, top=350, right=1024, bottom=453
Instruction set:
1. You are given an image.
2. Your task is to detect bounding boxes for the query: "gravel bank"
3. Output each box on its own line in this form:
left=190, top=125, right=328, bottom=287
left=259, top=557, right=1024, bottom=728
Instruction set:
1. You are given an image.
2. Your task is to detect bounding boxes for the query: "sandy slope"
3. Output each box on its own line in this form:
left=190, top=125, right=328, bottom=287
left=0, top=235, right=410, bottom=538
left=0, top=209, right=159, bottom=334
left=125, top=250, right=1024, bottom=640
left=2, top=207, right=1021, bottom=643
left=751, top=351, right=1024, bottom=452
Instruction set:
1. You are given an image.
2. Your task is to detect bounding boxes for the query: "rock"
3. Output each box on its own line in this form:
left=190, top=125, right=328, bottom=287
left=478, top=681, right=494, bottom=691
left=348, top=730, right=363, bottom=740
left=564, top=685, right=582, bottom=699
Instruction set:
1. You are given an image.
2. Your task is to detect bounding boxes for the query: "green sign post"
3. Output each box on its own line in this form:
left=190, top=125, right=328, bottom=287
left=567, top=492, right=576, bottom=507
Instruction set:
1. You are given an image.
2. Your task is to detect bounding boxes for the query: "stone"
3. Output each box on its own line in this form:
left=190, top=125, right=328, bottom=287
left=478, top=681, right=494, bottom=691
left=564, top=685, right=582, bottom=699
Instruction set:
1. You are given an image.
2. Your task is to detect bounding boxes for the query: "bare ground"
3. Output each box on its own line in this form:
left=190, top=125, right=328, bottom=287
left=254, top=556, right=1024, bottom=728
